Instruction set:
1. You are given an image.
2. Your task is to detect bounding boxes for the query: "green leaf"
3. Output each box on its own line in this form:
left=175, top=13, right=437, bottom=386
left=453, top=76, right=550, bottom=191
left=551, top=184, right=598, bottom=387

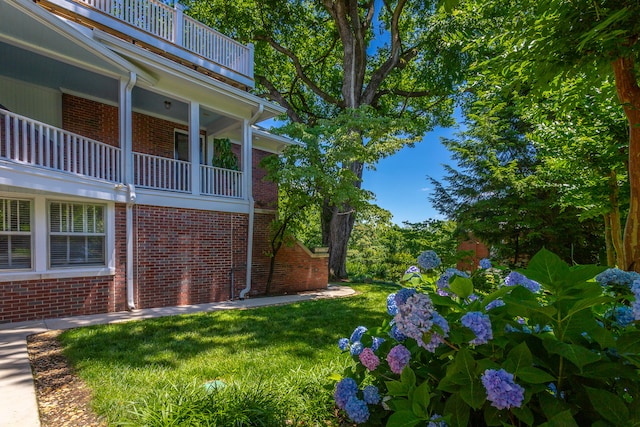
left=401, top=366, right=417, bottom=390
left=539, top=392, right=571, bottom=421
left=459, top=379, right=486, bottom=409
left=386, top=410, right=422, bottom=427
left=585, top=386, right=629, bottom=425
left=513, top=405, right=534, bottom=425
left=616, top=331, right=640, bottom=354
left=411, top=381, right=431, bottom=418
left=454, top=347, right=477, bottom=382
left=523, top=248, right=570, bottom=289
left=450, top=276, right=474, bottom=299
left=444, top=393, right=470, bottom=427
left=542, top=338, right=601, bottom=369
left=538, top=409, right=579, bottom=427
left=386, top=398, right=411, bottom=412
left=386, top=380, right=409, bottom=396
left=506, top=342, right=533, bottom=371
left=516, top=366, right=556, bottom=384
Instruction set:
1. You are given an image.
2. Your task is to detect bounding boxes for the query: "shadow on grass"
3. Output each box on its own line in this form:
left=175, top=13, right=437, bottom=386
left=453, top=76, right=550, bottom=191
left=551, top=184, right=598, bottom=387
left=59, top=283, right=400, bottom=370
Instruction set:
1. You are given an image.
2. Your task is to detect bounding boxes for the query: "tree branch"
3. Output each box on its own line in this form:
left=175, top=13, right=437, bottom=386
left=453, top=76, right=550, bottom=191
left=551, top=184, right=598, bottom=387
left=255, top=74, right=303, bottom=123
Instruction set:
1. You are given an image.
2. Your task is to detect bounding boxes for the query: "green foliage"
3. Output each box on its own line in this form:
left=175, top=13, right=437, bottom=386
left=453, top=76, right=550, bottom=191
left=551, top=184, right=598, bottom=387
left=210, top=138, right=238, bottom=170
left=347, top=218, right=461, bottom=282
left=335, top=249, right=640, bottom=426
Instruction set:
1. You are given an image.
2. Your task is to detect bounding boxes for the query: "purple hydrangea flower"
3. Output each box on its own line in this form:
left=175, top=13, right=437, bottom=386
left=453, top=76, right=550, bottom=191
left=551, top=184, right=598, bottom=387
left=350, top=326, right=368, bottom=343
left=428, top=414, right=448, bottom=427
left=424, top=312, right=450, bottom=352
left=359, top=347, right=380, bottom=371
left=345, top=396, right=370, bottom=423
left=485, top=299, right=505, bottom=311
left=418, top=250, right=441, bottom=270
left=395, top=288, right=417, bottom=306
left=338, top=338, right=349, bottom=351
left=362, top=385, right=381, bottom=405
left=405, top=265, right=420, bottom=274
left=350, top=341, right=364, bottom=356
left=395, top=293, right=433, bottom=342
left=387, top=293, right=398, bottom=316
left=481, top=368, right=525, bottom=410
left=389, top=324, right=407, bottom=342
left=387, top=344, right=411, bottom=374
left=461, top=311, right=493, bottom=345
left=479, top=258, right=492, bottom=269
left=504, top=271, right=541, bottom=293
left=334, top=377, right=358, bottom=409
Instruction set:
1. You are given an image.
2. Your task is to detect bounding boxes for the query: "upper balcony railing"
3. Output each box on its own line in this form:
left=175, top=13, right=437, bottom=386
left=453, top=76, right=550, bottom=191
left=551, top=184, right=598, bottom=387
left=74, top=0, right=254, bottom=80
left=0, top=109, right=244, bottom=199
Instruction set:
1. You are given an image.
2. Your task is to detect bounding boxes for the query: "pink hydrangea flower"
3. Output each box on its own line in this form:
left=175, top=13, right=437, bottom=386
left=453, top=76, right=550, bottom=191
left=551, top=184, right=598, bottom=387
left=359, top=347, right=380, bottom=371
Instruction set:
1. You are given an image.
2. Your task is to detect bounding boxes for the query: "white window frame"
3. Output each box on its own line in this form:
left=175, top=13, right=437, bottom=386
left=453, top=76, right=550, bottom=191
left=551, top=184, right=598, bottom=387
left=0, top=197, right=33, bottom=270
left=0, top=191, right=115, bottom=282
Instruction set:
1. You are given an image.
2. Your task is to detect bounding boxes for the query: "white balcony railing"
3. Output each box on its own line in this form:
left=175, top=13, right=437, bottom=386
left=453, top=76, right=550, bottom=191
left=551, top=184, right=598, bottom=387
left=0, top=109, right=121, bottom=182
left=201, top=165, right=243, bottom=198
left=75, top=0, right=254, bottom=79
left=133, top=152, right=191, bottom=192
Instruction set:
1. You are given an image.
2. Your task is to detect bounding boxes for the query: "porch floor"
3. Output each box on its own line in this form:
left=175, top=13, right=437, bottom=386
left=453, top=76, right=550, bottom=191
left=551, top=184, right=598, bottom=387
left=0, top=285, right=354, bottom=426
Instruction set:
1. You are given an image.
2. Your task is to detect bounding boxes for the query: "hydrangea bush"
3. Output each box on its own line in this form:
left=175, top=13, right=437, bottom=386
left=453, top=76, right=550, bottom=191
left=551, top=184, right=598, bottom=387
left=333, top=249, right=640, bottom=426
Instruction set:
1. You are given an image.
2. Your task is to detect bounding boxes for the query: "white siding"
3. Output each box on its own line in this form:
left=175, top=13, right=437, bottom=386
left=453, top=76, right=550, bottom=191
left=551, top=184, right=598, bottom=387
left=0, top=76, right=62, bottom=127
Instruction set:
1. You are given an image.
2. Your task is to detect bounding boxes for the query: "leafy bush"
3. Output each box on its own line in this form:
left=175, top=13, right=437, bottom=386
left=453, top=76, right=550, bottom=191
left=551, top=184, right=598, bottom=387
left=333, top=249, right=640, bottom=426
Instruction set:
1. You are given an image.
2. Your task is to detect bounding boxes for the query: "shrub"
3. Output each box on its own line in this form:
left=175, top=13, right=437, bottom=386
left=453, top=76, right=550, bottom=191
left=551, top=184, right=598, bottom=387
left=333, top=249, right=640, bottom=426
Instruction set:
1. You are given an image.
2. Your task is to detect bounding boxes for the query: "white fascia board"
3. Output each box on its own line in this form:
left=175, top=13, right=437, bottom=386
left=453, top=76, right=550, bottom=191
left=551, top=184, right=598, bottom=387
left=134, top=190, right=250, bottom=214
left=6, top=0, right=157, bottom=85
left=0, top=161, right=129, bottom=203
left=92, top=29, right=285, bottom=121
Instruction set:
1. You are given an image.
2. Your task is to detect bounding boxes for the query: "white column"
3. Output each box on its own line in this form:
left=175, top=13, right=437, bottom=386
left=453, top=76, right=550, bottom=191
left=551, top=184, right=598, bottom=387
left=174, top=2, right=184, bottom=46
left=119, top=73, right=136, bottom=184
left=190, top=101, right=200, bottom=195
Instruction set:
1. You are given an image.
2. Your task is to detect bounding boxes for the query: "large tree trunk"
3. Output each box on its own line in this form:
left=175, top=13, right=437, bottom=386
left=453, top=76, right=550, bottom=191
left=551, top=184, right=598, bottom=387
left=612, top=55, right=640, bottom=271
left=327, top=159, right=364, bottom=280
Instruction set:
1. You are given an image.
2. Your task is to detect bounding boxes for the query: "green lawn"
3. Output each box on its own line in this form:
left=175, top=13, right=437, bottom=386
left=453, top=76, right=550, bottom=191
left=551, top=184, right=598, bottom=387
left=59, top=283, right=395, bottom=426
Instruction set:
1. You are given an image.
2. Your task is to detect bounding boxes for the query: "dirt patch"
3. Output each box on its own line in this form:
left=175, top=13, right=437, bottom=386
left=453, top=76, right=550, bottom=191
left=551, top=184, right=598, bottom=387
left=27, top=331, right=106, bottom=427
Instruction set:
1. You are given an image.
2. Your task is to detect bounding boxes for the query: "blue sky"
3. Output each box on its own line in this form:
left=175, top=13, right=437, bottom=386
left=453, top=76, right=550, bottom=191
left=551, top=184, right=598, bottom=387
left=362, top=123, right=459, bottom=225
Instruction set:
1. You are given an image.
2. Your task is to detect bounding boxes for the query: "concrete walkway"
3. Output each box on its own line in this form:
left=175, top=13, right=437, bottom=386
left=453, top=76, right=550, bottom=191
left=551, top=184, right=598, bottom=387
left=0, top=285, right=355, bottom=427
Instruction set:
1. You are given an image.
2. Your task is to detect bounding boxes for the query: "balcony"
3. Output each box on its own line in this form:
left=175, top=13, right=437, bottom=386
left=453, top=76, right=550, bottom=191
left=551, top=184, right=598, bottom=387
left=0, top=109, right=243, bottom=199
left=40, top=0, right=254, bottom=88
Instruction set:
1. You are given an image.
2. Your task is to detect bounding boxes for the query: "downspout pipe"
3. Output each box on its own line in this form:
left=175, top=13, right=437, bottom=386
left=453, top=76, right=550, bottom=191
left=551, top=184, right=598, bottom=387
left=126, top=184, right=137, bottom=310
left=239, top=104, right=263, bottom=299
left=121, top=71, right=137, bottom=310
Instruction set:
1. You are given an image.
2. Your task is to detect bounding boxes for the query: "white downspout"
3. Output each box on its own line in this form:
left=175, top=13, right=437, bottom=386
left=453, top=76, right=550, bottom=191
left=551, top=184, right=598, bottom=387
left=239, top=104, right=263, bottom=299
left=121, top=72, right=137, bottom=309
left=126, top=184, right=137, bottom=310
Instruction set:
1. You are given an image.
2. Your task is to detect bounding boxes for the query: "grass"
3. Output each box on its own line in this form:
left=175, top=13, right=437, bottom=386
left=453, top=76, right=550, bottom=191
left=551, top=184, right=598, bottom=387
left=59, top=283, right=396, bottom=426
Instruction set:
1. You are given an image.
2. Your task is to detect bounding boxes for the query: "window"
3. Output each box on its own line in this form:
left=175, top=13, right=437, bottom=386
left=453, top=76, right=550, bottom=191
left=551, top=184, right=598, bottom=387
left=174, top=130, right=206, bottom=164
left=0, top=198, right=32, bottom=269
left=49, top=202, right=105, bottom=267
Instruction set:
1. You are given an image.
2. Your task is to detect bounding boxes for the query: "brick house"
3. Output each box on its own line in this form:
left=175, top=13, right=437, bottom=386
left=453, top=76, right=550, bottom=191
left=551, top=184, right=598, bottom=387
left=0, top=0, right=328, bottom=323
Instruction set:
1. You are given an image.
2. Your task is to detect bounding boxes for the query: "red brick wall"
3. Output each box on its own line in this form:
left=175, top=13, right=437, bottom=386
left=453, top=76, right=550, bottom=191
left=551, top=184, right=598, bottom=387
left=457, top=235, right=490, bottom=272
left=250, top=211, right=328, bottom=296
left=62, top=94, right=119, bottom=147
left=132, top=205, right=249, bottom=307
left=253, top=150, right=278, bottom=209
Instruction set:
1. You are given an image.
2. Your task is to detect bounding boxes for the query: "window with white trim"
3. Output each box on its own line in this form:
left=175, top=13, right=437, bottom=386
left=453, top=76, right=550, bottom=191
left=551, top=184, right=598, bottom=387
left=0, top=198, right=32, bottom=269
left=49, top=202, right=105, bottom=267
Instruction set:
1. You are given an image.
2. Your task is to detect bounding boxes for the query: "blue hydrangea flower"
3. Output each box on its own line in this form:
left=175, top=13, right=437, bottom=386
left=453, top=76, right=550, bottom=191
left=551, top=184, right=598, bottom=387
left=479, top=258, right=492, bottom=269
left=350, top=341, right=364, bottom=356
left=481, top=368, right=525, bottom=410
left=632, top=280, right=640, bottom=321
left=461, top=311, right=493, bottom=345
left=504, top=271, right=541, bottom=293
left=395, top=293, right=437, bottom=350
left=387, top=293, right=398, bottom=316
left=428, top=414, right=448, bottom=427
left=596, top=268, right=640, bottom=287
left=405, top=265, right=420, bottom=274
left=389, top=324, right=407, bottom=342
left=338, top=338, right=349, bottom=351
left=345, top=396, right=370, bottom=423
left=418, top=250, right=441, bottom=270
left=612, top=306, right=634, bottom=328
left=485, top=299, right=505, bottom=311
left=395, top=288, right=417, bottom=306
left=362, top=385, right=381, bottom=405
left=350, top=326, right=367, bottom=343
left=371, top=337, right=385, bottom=352
left=334, top=377, right=358, bottom=409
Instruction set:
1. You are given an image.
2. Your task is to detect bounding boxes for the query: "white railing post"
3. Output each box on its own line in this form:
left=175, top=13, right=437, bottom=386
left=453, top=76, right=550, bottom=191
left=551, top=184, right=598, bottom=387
left=248, top=43, right=254, bottom=80
left=173, top=2, right=184, bottom=46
